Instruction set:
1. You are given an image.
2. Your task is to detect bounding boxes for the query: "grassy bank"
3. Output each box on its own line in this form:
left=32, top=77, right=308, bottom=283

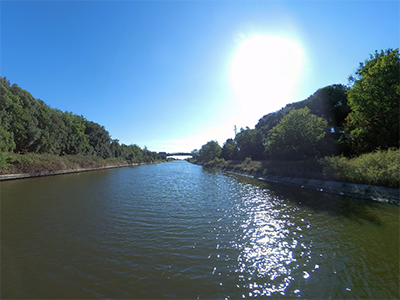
left=0, top=152, right=162, bottom=176
left=196, top=149, right=399, bottom=188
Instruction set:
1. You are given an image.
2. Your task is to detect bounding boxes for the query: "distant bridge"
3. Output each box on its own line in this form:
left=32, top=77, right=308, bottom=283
left=158, top=152, right=192, bottom=158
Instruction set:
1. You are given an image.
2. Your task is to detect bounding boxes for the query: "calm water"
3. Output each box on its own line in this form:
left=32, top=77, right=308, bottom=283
left=1, top=161, right=399, bottom=299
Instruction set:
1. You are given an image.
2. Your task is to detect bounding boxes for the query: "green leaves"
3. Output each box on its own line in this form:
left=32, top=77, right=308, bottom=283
left=0, top=124, right=15, bottom=152
left=0, top=76, right=160, bottom=163
left=345, top=48, right=400, bottom=153
left=235, top=128, right=264, bottom=160
left=198, top=141, right=222, bottom=162
left=264, top=107, right=328, bottom=160
left=220, top=138, right=238, bottom=161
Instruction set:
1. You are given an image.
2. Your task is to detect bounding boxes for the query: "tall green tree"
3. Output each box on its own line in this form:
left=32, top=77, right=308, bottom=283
left=126, top=144, right=144, bottom=162
left=198, top=140, right=222, bottom=162
left=0, top=78, right=16, bottom=152
left=256, top=84, right=349, bottom=156
left=345, top=48, right=400, bottom=153
left=84, top=120, right=111, bottom=158
left=63, top=112, right=89, bottom=155
left=220, top=138, right=238, bottom=160
left=48, top=109, right=69, bottom=155
left=0, top=124, right=15, bottom=152
left=190, top=149, right=200, bottom=161
left=0, top=76, right=161, bottom=161
left=235, top=128, right=264, bottom=160
left=256, top=84, right=349, bottom=133
left=264, top=107, right=328, bottom=160
left=8, top=83, right=43, bottom=152
left=110, top=139, right=122, bottom=158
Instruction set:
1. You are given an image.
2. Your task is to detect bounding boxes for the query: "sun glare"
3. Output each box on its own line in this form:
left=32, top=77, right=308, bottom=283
left=232, top=36, right=302, bottom=124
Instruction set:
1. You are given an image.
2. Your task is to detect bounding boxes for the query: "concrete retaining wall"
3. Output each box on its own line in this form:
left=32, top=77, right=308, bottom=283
left=224, top=171, right=400, bottom=205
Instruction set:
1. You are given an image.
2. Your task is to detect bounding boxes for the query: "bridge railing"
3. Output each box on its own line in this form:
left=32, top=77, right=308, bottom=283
left=158, top=152, right=192, bottom=157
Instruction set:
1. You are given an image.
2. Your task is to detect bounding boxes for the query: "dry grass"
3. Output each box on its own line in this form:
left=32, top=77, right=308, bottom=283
left=0, top=152, right=129, bottom=175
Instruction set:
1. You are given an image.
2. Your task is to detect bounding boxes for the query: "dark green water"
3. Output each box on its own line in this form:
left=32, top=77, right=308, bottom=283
left=1, top=161, right=399, bottom=299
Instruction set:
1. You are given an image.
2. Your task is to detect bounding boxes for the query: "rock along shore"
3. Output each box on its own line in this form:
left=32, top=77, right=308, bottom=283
left=204, top=166, right=400, bottom=205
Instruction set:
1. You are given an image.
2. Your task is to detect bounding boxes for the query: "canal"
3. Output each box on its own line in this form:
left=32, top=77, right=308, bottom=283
left=1, top=160, right=399, bottom=299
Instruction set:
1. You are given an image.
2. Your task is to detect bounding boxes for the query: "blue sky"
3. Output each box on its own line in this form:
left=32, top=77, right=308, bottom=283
left=1, top=1, right=399, bottom=153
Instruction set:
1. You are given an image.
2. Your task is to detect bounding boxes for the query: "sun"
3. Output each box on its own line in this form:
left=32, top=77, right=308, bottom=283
left=232, top=36, right=303, bottom=124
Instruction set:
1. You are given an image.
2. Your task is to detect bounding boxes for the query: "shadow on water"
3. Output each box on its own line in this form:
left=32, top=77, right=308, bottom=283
left=213, top=170, right=384, bottom=225
left=202, top=167, right=220, bottom=175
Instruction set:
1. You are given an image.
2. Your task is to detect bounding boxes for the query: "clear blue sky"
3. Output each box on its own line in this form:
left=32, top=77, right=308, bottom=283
left=1, top=1, right=399, bottom=153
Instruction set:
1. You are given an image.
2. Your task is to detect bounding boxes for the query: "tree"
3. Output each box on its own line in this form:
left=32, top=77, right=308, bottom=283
left=7, top=83, right=43, bottom=153
left=302, top=84, right=350, bottom=131
left=84, top=120, right=111, bottom=158
left=110, top=139, right=122, bottom=158
left=47, top=109, right=69, bottom=155
left=63, top=112, right=89, bottom=155
left=0, top=124, right=15, bottom=152
left=256, top=84, right=349, bottom=132
left=264, top=107, right=328, bottom=160
left=191, top=149, right=200, bottom=161
left=345, top=48, right=399, bottom=153
left=220, top=138, right=238, bottom=160
left=235, top=128, right=264, bottom=160
left=0, top=79, right=16, bottom=152
left=129, top=144, right=144, bottom=162
left=256, top=84, right=350, bottom=156
left=198, top=141, right=222, bottom=162
left=256, top=110, right=285, bottom=136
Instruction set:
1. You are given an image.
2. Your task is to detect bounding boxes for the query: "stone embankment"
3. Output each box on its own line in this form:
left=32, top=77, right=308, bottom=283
left=256, top=174, right=398, bottom=205
left=210, top=167, right=399, bottom=205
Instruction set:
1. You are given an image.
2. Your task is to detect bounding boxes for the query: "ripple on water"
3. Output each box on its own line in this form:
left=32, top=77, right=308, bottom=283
left=1, top=162, right=399, bottom=299
left=209, top=180, right=340, bottom=298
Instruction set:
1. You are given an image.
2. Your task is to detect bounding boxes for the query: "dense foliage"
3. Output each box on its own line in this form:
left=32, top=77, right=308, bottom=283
left=0, top=77, right=160, bottom=163
left=235, top=127, right=264, bottom=160
left=193, top=84, right=346, bottom=163
left=344, top=49, right=400, bottom=154
left=193, top=48, right=399, bottom=164
left=220, top=138, right=238, bottom=161
left=193, top=140, right=222, bottom=163
left=264, top=107, right=328, bottom=160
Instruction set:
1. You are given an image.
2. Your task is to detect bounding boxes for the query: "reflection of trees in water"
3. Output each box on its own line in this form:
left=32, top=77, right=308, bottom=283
left=203, top=167, right=222, bottom=175
left=338, top=198, right=382, bottom=225
left=226, top=173, right=383, bottom=225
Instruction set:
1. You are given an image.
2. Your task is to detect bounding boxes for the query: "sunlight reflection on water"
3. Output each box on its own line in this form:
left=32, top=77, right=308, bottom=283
left=231, top=183, right=312, bottom=297
left=2, top=162, right=399, bottom=299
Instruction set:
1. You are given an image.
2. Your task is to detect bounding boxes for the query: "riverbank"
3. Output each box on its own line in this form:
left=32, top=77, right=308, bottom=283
left=0, top=153, right=164, bottom=181
left=193, top=161, right=400, bottom=205
left=0, top=164, right=126, bottom=181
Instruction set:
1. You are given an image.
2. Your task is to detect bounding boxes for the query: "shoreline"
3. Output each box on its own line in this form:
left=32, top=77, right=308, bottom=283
left=200, top=164, right=400, bottom=205
left=2, top=161, right=398, bottom=205
left=0, top=162, right=158, bottom=181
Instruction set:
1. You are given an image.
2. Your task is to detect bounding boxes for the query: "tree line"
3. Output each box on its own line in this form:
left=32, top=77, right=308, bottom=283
left=193, top=48, right=399, bottom=162
left=0, top=77, right=160, bottom=163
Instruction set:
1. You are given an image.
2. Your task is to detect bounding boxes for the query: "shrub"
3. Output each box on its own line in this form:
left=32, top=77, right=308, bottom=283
left=0, top=152, right=7, bottom=169
left=244, top=157, right=252, bottom=164
left=212, top=157, right=226, bottom=165
left=321, top=149, right=400, bottom=187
